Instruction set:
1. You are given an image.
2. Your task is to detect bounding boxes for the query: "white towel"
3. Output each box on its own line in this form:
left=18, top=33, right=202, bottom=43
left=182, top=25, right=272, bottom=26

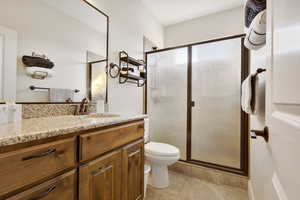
left=254, top=75, right=266, bottom=115
left=244, top=10, right=267, bottom=50
left=25, top=67, right=54, bottom=79
left=49, top=88, right=74, bottom=102
left=242, top=74, right=256, bottom=114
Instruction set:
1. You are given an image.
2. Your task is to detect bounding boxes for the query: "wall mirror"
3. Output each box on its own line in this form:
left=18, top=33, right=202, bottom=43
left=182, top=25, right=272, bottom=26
left=0, top=0, right=108, bottom=103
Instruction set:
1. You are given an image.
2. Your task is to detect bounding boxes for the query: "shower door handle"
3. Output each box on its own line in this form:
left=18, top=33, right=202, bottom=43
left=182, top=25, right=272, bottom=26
left=191, top=101, right=195, bottom=107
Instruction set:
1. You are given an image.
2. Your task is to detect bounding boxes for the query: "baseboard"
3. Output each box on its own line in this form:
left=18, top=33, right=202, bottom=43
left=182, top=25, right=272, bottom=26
left=248, top=180, right=255, bottom=200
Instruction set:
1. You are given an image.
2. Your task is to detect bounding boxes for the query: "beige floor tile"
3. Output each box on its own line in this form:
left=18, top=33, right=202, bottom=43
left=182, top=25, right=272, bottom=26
left=145, top=171, right=248, bottom=200
left=169, top=162, right=193, bottom=177
left=178, top=178, right=223, bottom=200
left=218, top=185, right=249, bottom=200
left=146, top=186, right=181, bottom=200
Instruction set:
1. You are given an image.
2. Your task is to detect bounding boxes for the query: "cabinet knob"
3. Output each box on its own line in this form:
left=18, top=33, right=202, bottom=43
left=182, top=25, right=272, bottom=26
left=250, top=127, right=269, bottom=142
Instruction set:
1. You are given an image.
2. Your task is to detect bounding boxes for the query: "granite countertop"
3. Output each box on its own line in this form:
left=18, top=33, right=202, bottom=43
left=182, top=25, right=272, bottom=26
left=0, top=113, right=147, bottom=147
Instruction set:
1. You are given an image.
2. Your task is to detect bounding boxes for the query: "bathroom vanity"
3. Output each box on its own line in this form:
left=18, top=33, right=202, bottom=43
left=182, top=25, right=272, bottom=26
left=0, top=114, right=146, bottom=200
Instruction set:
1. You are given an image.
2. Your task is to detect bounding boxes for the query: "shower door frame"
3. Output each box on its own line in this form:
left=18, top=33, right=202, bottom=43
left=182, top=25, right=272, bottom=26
left=145, top=34, right=249, bottom=176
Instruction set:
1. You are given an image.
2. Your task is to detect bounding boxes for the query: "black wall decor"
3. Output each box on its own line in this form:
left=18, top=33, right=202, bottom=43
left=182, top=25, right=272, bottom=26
left=22, top=55, right=54, bottom=69
left=245, top=0, right=266, bottom=28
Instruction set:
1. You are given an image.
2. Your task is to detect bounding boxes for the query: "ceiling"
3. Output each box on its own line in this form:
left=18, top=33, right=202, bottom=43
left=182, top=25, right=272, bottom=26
left=141, top=0, right=244, bottom=26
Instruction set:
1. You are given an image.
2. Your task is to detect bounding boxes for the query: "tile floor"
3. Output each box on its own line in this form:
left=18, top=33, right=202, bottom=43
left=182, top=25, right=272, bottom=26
left=145, top=171, right=248, bottom=200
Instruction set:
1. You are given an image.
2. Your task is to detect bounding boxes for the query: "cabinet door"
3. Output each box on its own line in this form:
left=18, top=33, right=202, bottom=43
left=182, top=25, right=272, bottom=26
left=122, top=139, right=144, bottom=200
left=79, top=150, right=122, bottom=200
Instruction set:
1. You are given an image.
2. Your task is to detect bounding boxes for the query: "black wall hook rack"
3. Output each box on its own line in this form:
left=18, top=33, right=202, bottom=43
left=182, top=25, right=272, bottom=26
left=116, top=51, right=146, bottom=87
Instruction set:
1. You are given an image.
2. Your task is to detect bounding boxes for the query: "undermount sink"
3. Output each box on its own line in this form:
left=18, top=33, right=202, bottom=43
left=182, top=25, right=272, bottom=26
left=85, top=113, right=121, bottom=118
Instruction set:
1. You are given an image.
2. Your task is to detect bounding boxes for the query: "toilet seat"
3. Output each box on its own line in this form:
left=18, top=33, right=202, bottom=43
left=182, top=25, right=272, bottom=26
left=145, top=142, right=179, bottom=157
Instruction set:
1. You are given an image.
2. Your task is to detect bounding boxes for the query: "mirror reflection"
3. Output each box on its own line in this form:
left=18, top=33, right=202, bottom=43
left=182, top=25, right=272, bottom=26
left=87, top=51, right=107, bottom=102
left=0, top=0, right=108, bottom=103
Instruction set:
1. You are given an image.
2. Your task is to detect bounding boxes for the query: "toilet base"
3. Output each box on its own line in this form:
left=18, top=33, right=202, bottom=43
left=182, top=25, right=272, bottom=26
left=149, top=164, right=169, bottom=188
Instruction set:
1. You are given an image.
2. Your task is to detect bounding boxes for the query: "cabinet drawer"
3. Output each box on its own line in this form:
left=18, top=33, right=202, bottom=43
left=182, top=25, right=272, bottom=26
left=80, top=121, right=144, bottom=161
left=7, top=170, right=76, bottom=200
left=0, top=137, right=76, bottom=197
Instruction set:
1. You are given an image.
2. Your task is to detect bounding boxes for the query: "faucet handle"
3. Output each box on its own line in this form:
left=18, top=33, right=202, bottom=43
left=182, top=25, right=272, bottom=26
left=71, top=105, right=80, bottom=115
left=82, top=98, right=90, bottom=104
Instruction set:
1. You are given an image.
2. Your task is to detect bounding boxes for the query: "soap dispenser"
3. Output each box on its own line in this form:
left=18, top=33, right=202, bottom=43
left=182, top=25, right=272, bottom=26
left=0, top=105, right=9, bottom=125
left=7, top=103, right=22, bottom=123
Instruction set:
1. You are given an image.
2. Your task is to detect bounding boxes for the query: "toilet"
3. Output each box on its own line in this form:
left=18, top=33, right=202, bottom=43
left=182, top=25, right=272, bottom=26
left=145, top=142, right=180, bottom=188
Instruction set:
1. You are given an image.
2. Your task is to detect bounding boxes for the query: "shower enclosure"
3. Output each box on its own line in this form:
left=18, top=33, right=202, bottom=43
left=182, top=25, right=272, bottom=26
left=145, top=35, right=249, bottom=175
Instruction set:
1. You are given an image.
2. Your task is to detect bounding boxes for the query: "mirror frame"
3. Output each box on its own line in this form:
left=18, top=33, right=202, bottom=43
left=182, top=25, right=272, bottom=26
left=15, top=0, right=109, bottom=104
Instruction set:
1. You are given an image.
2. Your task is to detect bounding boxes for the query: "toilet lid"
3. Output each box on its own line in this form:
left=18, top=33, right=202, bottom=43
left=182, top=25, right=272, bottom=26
left=145, top=142, right=180, bottom=157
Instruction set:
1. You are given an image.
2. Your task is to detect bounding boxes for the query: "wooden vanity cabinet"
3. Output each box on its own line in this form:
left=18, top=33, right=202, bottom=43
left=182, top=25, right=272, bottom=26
left=0, top=120, right=145, bottom=200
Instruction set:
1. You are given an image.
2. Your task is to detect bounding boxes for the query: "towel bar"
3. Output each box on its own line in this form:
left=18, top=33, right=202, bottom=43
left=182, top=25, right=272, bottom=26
left=29, top=86, right=80, bottom=93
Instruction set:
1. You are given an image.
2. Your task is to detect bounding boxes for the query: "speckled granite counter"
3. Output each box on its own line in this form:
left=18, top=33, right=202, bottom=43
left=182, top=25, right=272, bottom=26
left=0, top=114, right=147, bottom=147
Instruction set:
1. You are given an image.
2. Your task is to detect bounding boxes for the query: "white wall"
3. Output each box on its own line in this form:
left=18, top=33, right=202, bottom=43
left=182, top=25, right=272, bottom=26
left=164, top=7, right=244, bottom=47
left=0, top=25, right=17, bottom=103
left=87, top=0, right=164, bottom=115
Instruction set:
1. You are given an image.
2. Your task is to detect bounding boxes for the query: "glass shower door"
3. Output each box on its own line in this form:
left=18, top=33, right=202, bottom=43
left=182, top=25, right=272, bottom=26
left=190, top=38, right=243, bottom=168
left=147, top=47, right=188, bottom=160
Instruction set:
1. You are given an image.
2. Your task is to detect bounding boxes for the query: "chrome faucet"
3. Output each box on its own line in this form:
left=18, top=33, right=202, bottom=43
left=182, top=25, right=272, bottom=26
left=74, top=98, right=90, bottom=115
